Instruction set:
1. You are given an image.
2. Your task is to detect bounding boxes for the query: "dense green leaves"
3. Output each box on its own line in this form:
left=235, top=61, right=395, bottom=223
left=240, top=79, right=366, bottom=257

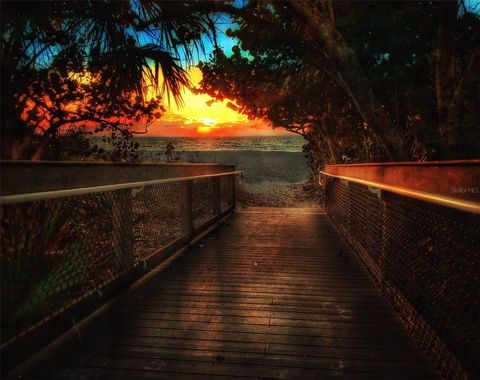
left=2, top=1, right=478, bottom=163
left=199, top=0, right=480, bottom=167
left=1, top=0, right=215, bottom=160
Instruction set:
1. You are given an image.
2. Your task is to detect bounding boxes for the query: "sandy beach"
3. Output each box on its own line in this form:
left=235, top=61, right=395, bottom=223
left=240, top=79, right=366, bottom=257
left=177, top=150, right=323, bottom=208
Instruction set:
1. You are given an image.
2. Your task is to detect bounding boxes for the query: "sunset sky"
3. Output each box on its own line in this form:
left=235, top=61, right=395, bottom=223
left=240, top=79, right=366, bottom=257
left=148, top=0, right=480, bottom=138
left=146, top=15, right=287, bottom=138
left=147, top=67, right=287, bottom=137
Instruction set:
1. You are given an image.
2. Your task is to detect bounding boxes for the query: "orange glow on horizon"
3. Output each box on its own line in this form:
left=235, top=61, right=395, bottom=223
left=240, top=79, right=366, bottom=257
left=196, top=126, right=212, bottom=134
left=148, top=67, right=288, bottom=137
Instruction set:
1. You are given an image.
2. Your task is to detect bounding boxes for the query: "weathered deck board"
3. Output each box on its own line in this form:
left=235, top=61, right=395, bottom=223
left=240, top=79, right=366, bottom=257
left=36, top=208, right=438, bottom=379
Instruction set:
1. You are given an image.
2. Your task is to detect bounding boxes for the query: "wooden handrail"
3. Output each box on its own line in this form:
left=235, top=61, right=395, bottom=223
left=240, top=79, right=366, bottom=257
left=321, top=171, right=480, bottom=215
left=0, top=171, right=242, bottom=205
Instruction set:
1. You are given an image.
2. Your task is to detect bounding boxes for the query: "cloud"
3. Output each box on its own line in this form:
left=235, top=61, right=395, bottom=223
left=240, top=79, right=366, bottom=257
left=159, top=114, right=188, bottom=123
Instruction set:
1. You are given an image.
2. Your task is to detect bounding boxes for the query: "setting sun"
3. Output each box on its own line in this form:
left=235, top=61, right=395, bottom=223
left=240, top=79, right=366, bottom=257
left=196, top=126, right=212, bottom=134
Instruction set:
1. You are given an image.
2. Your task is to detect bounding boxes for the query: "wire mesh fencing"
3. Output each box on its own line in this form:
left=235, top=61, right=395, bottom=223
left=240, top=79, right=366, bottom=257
left=0, top=173, right=236, bottom=372
left=192, top=177, right=218, bottom=229
left=325, top=176, right=480, bottom=380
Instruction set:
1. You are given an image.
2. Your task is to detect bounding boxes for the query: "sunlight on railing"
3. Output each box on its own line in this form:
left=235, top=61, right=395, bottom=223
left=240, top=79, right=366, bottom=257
left=323, top=173, right=480, bottom=379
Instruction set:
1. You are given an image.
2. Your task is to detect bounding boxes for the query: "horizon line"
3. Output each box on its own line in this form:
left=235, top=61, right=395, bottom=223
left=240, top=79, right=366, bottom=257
left=89, top=134, right=297, bottom=138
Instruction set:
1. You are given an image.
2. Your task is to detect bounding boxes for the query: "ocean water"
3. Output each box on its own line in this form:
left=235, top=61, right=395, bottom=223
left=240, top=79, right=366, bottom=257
left=88, top=135, right=312, bottom=183
left=91, top=135, right=306, bottom=153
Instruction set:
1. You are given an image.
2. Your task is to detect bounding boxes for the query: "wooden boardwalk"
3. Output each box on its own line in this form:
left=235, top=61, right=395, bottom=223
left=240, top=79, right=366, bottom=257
left=36, top=208, right=437, bottom=379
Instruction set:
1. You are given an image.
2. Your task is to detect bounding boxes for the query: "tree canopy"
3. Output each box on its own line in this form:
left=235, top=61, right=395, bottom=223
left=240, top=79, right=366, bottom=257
left=2, top=0, right=479, bottom=165
left=199, top=0, right=480, bottom=168
left=1, top=0, right=218, bottom=160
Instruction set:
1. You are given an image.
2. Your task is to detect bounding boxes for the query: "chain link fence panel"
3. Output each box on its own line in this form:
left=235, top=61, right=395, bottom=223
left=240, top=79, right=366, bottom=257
left=192, top=177, right=217, bottom=229
left=0, top=173, right=236, bottom=372
left=132, top=183, right=184, bottom=265
left=220, top=174, right=235, bottom=213
left=325, top=176, right=480, bottom=379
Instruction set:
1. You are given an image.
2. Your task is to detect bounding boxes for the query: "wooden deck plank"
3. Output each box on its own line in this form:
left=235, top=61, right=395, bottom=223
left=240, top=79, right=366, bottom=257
left=117, top=319, right=413, bottom=341
left=35, top=208, right=438, bottom=379
left=54, top=351, right=437, bottom=379
left=97, top=327, right=419, bottom=353
left=129, top=308, right=400, bottom=324
left=129, top=293, right=388, bottom=307
left=131, top=299, right=396, bottom=315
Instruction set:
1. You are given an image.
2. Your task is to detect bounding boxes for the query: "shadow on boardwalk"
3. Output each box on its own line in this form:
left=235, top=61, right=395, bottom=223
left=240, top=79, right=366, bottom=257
left=29, top=208, right=438, bottom=380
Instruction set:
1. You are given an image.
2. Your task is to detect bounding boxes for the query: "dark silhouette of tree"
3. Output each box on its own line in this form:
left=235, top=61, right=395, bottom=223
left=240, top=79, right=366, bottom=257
left=199, top=48, right=370, bottom=167
left=1, top=0, right=216, bottom=160
left=435, top=1, right=480, bottom=155
left=3, top=1, right=478, bottom=163
left=198, top=0, right=480, bottom=166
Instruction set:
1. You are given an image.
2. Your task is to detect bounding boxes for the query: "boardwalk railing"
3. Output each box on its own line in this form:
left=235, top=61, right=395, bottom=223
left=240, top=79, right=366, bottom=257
left=0, top=171, right=238, bottom=373
left=322, top=162, right=480, bottom=380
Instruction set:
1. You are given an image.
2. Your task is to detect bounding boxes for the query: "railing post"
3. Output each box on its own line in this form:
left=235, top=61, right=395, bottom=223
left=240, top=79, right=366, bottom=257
left=182, top=180, right=194, bottom=238
left=212, top=176, right=221, bottom=216
left=232, top=174, right=236, bottom=210
left=112, top=189, right=134, bottom=276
